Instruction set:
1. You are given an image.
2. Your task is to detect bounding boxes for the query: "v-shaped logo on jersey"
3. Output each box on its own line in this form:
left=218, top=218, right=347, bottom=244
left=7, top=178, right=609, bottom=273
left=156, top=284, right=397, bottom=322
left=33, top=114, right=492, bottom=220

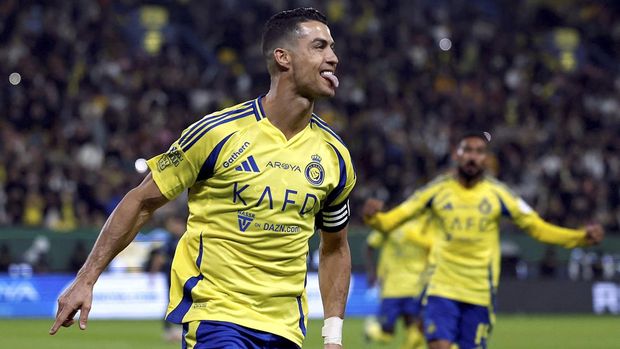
left=237, top=213, right=254, bottom=232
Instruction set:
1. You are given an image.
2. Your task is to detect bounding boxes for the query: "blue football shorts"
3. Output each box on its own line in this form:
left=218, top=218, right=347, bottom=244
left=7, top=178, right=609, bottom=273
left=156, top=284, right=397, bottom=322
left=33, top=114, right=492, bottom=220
left=378, top=296, right=422, bottom=332
left=423, top=295, right=491, bottom=349
left=182, top=320, right=300, bottom=349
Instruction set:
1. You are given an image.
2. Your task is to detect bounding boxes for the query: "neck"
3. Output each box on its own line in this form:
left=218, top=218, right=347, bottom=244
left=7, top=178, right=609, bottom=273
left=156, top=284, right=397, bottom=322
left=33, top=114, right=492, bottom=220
left=456, top=172, right=483, bottom=189
left=262, top=76, right=315, bottom=140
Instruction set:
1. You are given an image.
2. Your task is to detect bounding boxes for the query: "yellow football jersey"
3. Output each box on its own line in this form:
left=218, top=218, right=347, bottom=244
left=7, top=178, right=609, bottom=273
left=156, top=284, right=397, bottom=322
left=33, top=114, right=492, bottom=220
left=367, top=213, right=436, bottom=298
left=366, top=174, right=587, bottom=306
left=146, top=96, right=356, bottom=346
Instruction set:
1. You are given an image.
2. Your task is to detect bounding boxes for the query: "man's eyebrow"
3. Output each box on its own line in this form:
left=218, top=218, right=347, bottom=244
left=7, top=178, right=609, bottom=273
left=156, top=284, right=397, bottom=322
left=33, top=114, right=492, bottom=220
left=311, top=38, right=334, bottom=46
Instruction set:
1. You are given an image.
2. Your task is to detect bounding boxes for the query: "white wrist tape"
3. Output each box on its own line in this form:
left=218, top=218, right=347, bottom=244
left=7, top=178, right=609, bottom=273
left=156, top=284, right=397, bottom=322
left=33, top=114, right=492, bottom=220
left=322, top=316, right=343, bottom=345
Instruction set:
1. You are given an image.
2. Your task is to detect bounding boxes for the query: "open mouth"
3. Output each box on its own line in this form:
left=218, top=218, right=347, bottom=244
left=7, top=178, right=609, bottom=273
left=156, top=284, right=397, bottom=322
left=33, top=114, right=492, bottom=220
left=320, top=71, right=339, bottom=88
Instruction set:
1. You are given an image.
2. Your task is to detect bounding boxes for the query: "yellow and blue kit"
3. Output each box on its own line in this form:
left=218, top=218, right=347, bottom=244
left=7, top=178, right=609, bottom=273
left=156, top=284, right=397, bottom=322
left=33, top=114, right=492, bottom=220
left=367, top=213, right=435, bottom=299
left=368, top=214, right=434, bottom=329
left=147, top=96, right=356, bottom=347
left=366, top=174, right=589, bottom=348
left=366, top=174, right=588, bottom=307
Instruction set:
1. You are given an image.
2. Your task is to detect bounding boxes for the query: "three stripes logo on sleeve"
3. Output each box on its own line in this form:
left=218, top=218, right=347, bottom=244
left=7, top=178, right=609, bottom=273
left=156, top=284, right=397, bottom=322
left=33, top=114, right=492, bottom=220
left=235, top=156, right=260, bottom=173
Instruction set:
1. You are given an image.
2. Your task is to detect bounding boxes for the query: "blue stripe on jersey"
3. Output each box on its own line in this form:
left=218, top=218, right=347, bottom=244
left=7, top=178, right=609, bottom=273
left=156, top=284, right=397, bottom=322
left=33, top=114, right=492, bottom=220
left=182, top=323, right=188, bottom=349
left=179, top=102, right=253, bottom=148
left=296, top=296, right=307, bottom=336
left=324, top=143, right=347, bottom=207
left=298, top=267, right=308, bottom=336
left=311, top=114, right=345, bottom=146
left=196, top=133, right=235, bottom=182
left=182, top=109, right=255, bottom=152
left=167, top=233, right=205, bottom=323
left=425, top=196, right=435, bottom=208
left=247, top=155, right=259, bottom=172
left=496, top=193, right=511, bottom=218
left=256, top=96, right=267, bottom=120
left=253, top=97, right=265, bottom=121
left=166, top=275, right=203, bottom=323
left=488, top=264, right=496, bottom=318
left=196, top=232, right=204, bottom=268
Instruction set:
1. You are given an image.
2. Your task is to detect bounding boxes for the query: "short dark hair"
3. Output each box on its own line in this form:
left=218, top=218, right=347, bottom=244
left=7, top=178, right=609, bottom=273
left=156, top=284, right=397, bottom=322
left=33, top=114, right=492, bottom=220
left=457, top=130, right=491, bottom=143
left=261, top=8, right=327, bottom=61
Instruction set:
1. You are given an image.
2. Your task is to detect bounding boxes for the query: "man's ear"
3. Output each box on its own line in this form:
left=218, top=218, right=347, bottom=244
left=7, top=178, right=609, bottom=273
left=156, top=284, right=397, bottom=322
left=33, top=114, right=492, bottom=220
left=273, top=48, right=291, bottom=71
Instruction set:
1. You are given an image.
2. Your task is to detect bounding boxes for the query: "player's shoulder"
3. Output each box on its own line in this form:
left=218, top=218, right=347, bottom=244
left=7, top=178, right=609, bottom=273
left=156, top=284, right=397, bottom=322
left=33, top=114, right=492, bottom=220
left=419, top=173, right=454, bottom=191
left=310, top=113, right=350, bottom=154
left=483, top=175, right=518, bottom=197
left=177, top=98, right=260, bottom=152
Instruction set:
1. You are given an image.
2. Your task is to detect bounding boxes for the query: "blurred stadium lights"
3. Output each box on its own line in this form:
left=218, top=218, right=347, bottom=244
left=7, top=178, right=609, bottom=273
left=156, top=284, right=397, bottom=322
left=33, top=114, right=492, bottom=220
left=134, top=158, right=148, bottom=173
left=8, top=72, right=21, bottom=85
left=439, top=38, right=452, bottom=51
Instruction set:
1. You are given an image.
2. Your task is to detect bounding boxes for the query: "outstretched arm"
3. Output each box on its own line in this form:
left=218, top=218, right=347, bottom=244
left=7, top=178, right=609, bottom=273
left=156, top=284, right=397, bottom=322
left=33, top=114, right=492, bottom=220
left=362, top=182, right=440, bottom=233
left=319, top=227, right=351, bottom=349
left=49, top=173, right=168, bottom=334
left=526, top=219, right=604, bottom=248
left=499, top=191, right=605, bottom=247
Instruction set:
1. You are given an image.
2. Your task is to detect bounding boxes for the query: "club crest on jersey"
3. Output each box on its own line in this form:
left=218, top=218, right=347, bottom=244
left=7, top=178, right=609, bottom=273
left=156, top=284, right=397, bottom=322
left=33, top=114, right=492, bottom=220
left=237, top=211, right=255, bottom=232
left=305, top=154, right=325, bottom=186
left=478, top=198, right=492, bottom=215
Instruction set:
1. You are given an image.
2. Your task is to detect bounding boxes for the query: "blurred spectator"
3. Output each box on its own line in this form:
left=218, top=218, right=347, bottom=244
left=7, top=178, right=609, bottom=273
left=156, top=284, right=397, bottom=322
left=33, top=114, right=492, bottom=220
left=143, top=247, right=166, bottom=274
left=0, top=0, right=618, bottom=238
left=601, top=252, right=615, bottom=280
left=67, top=241, right=88, bottom=274
left=0, top=243, right=12, bottom=272
left=23, top=235, right=51, bottom=273
left=146, top=214, right=185, bottom=342
left=500, top=240, right=522, bottom=278
left=568, top=247, right=584, bottom=281
left=539, top=246, right=558, bottom=279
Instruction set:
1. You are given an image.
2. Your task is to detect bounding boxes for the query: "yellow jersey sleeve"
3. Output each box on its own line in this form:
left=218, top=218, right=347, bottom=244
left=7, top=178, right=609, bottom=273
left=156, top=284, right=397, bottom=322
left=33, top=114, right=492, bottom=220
left=146, top=107, right=241, bottom=200
left=402, top=214, right=435, bottom=250
left=366, top=230, right=385, bottom=249
left=495, top=186, right=587, bottom=248
left=316, top=141, right=356, bottom=232
left=366, top=177, right=445, bottom=233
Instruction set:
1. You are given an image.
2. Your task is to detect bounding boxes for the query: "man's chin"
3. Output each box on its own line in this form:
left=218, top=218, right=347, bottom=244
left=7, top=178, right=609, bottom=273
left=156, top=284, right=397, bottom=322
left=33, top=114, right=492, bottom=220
left=311, top=89, right=335, bottom=99
left=459, top=168, right=483, bottom=180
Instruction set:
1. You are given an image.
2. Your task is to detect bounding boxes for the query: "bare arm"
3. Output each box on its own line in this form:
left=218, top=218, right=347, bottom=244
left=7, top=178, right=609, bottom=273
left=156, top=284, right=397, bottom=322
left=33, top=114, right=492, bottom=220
left=319, top=227, right=351, bottom=348
left=49, top=173, right=168, bottom=334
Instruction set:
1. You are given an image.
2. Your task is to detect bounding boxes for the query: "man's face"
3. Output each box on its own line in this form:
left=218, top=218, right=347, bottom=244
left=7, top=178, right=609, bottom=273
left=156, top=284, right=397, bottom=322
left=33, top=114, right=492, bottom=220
left=288, top=21, right=339, bottom=98
left=455, top=137, right=487, bottom=180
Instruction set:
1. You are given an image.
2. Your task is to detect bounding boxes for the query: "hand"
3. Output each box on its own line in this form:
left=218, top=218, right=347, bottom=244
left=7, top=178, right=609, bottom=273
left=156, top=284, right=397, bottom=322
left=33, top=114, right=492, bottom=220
left=362, top=198, right=384, bottom=219
left=325, top=344, right=342, bottom=349
left=584, top=223, right=604, bottom=245
left=49, top=279, right=94, bottom=335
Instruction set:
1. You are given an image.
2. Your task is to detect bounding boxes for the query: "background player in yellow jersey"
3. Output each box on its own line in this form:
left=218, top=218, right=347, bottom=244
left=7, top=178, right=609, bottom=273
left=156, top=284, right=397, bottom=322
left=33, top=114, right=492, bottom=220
left=362, top=132, right=604, bottom=349
left=50, top=8, right=356, bottom=349
left=364, top=214, right=436, bottom=349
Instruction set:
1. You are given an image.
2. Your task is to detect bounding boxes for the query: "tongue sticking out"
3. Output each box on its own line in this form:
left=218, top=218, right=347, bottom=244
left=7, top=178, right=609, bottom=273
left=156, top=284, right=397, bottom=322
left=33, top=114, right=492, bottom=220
left=321, top=72, right=340, bottom=88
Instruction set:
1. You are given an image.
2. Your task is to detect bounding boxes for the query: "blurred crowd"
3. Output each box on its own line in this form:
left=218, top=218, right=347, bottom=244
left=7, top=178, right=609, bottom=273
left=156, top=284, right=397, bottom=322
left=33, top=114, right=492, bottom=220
left=1, top=0, right=619, bottom=234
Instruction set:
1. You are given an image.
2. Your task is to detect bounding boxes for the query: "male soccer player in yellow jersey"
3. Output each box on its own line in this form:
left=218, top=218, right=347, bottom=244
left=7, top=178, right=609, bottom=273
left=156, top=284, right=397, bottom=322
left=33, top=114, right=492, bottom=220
left=50, top=8, right=355, bottom=349
left=364, top=213, right=436, bottom=349
left=362, top=132, right=604, bottom=349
